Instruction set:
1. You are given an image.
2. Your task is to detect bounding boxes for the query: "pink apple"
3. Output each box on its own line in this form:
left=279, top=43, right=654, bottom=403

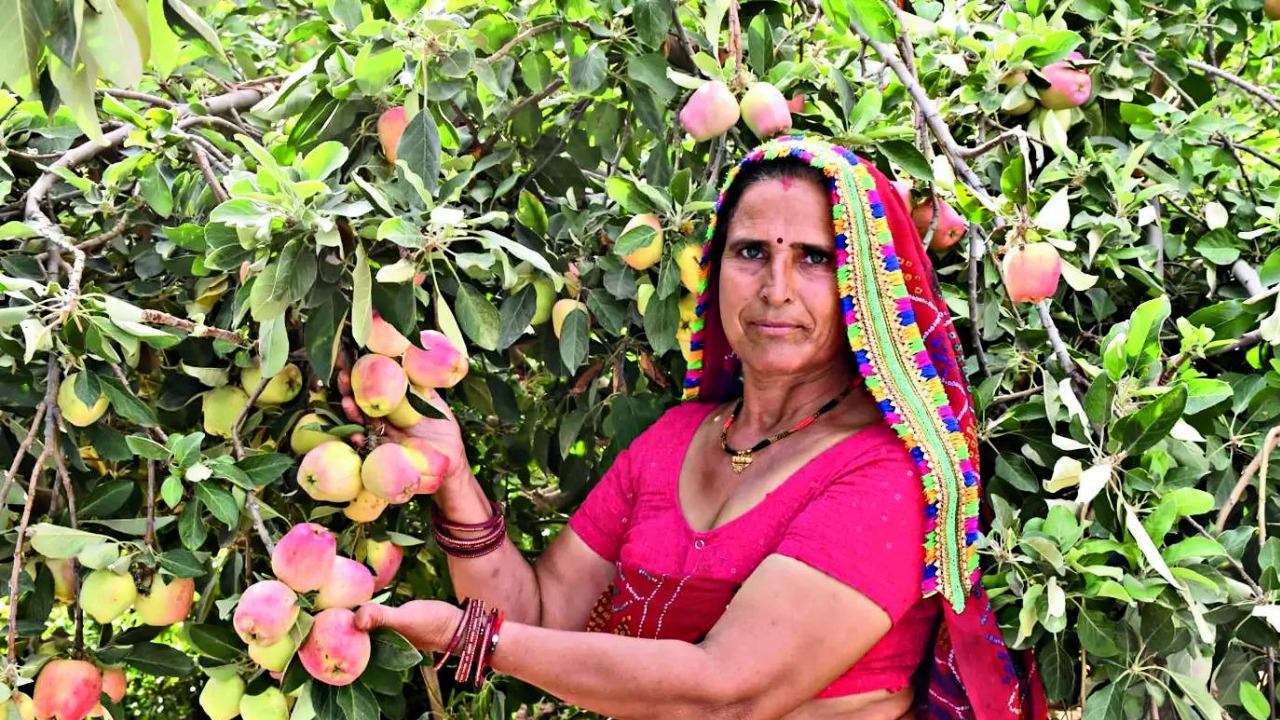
left=364, top=539, right=404, bottom=590
left=233, top=580, right=300, bottom=647
left=1039, top=55, right=1092, bottom=110
left=33, top=660, right=101, bottom=720
left=299, top=608, right=371, bottom=687
left=402, top=331, right=468, bottom=389
left=315, top=557, right=376, bottom=610
left=739, top=82, right=792, bottom=139
left=678, top=81, right=740, bottom=141
left=911, top=198, right=968, bottom=252
left=378, top=107, right=407, bottom=164
left=1002, top=243, right=1063, bottom=303
left=271, top=523, right=337, bottom=593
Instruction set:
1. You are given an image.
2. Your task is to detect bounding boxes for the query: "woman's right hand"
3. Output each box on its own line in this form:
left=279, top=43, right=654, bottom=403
left=336, top=350, right=471, bottom=492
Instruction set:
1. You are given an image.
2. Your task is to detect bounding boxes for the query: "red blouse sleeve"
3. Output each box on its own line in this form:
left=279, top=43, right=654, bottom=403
left=775, top=445, right=927, bottom=625
left=567, top=447, right=636, bottom=563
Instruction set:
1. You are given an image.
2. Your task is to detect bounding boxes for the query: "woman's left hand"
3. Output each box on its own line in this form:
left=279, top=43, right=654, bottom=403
left=355, top=600, right=464, bottom=652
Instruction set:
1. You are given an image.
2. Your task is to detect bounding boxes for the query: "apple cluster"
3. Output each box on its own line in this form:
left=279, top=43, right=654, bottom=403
left=679, top=80, right=795, bottom=142
left=3, top=660, right=126, bottom=720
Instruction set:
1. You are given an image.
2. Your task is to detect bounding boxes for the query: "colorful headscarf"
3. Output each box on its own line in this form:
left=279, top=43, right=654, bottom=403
left=682, top=134, right=980, bottom=613
left=680, top=136, right=1048, bottom=720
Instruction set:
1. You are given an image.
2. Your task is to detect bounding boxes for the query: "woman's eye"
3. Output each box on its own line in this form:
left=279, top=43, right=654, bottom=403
left=805, top=251, right=832, bottom=265
left=739, top=245, right=764, bottom=260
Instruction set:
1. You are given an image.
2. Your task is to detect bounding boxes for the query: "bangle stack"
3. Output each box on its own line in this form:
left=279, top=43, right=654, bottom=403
left=431, top=500, right=507, bottom=558
left=436, top=597, right=505, bottom=686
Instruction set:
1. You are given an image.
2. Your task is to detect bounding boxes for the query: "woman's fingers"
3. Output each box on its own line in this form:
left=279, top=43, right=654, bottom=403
left=354, top=604, right=395, bottom=632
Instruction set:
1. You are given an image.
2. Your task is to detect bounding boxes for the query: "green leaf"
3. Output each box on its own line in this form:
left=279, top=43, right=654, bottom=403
left=84, top=0, right=145, bottom=87
left=1165, top=487, right=1214, bottom=518
left=632, top=0, right=671, bottom=47
left=1082, top=679, right=1129, bottom=720
left=140, top=162, right=174, bottom=218
left=569, top=45, right=608, bottom=94
left=194, top=483, right=240, bottom=527
left=300, top=142, right=350, bottom=182
left=614, top=225, right=658, bottom=257
left=185, top=623, right=245, bottom=661
left=336, top=683, right=379, bottom=719
left=1124, top=295, right=1170, bottom=362
left=844, top=0, right=899, bottom=44
left=164, top=0, right=227, bottom=59
left=517, top=190, right=549, bottom=236
left=122, top=641, right=197, bottom=676
left=157, top=549, right=204, bottom=578
left=498, top=285, right=538, bottom=350
left=260, top=313, right=289, bottom=379
left=398, top=109, right=442, bottom=195
left=79, top=481, right=135, bottom=519
left=1183, top=378, right=1232, bottom=415
left=369, top=628, right=422, bottom=671
left=0, top=0, right=44, bottom=93
left=179, top=500, right=206, bottom=550
left=237, top=453, right=295, bottom=487
left=125, top=430, right=170, bottom=458
left=1077, top=609, right=1119, bottom=657
left=161, top=473, right=184, bottom=509
left=1195, top=229, right=1242, bottom=266
left=1118, top=384, right=1187, bottom=458
left=354, top=46, right=404, bottom=97
left=249, top=263, right=290, bottom=322
left=879, top=140, right=934, bottom=182
left=74, top=370, right=103, bottom=408
left=27, top=524, right=114, bottom=560
left=352, top=242, right=373, bottom=348
left=305, top=297, right=343, bottom=385
left=559, top=308, right=589, bottom=372
left=384, top=0, right=427, bottom=21
left=846, top=86, right=882, bottom=134
left=1163, top=536, right=1226, bottom=565
left=455, top=284, right=501, bottom=351
left=100, top=377, right=159, bottom=426
left=1239, top=681, right=1269, bottom=720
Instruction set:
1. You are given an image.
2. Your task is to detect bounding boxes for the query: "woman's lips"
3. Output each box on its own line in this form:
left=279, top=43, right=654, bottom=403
left=750, top=321, right=801, bottom=335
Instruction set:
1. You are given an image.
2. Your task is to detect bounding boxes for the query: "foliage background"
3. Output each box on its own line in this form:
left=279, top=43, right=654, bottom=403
left=1, top=0, right=1280, bottom=718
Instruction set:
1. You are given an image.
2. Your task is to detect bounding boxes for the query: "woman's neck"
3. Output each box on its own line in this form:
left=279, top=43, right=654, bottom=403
left=735, top=366, right=856, bottom=436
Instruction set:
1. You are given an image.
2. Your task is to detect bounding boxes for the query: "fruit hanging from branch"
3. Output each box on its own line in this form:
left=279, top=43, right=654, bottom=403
left=1002, top=242, right=1063, bottom=303
left=1038, top=52, right=1092, bottom=109
left=911, top=197, right=968, bottom=252
left=740, top=82, right=793, bottom=139
left=678, top=81, right=741, bottom=141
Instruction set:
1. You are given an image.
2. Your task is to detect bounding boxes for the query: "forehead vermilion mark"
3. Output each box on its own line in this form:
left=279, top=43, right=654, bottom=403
left=776, top=237, right=784, bottom=244
left=780, top=176, right=796, bottom=191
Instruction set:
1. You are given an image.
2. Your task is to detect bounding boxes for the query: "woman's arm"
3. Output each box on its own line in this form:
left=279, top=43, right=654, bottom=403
left=358, top=554, right=893, bottom=720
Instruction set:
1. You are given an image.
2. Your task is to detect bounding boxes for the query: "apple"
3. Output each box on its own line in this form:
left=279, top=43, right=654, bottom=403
left=398, top=438, right=450, bottom=495
left=271, top=523, right=337, bottom=593
left=298, top=608, right=371, bottom=687
left=57, top=373, right=109, bottom=427
left=297, top=441, right=363, bottom=503
left=240, top=688, right=289, bottom=720
left=636, top=283, right=655, bottom=315
left=676, top=293, right=699, bottom=363
left=199, top=675, right=245, bottom=720
left=239, top=362, right=303, bottom=406
left=739, top=82, right=793, bottom=139
left=33, top=660, right=101, bottom=720
left=343, top=489, right=389, bottom=523
left=314, top=557, right=375, bottom=610
left=350, top=354, right=408, bottom=418
left=675, top=244, right=703, bottom=294
left=80, top=569, right=137, bottom=624
left=203, top=385, right=250, bottom=439
left=378, top=107, right=408, bottom=164
left=365, top=312, right=411, bottom=357
left=911, top=198, right=968, bottom=252
left=530, top=279, right=555, bottom=325
left=233, top=580, right=299, bottom=647
left=361, top=442, right=430, bottom=504
left=363, top=539, right=403, bottom=590
left=402, top=331, right=468, bottom=390
left=1039, top=54, right=1092, bottom=110
left=678, top=80, right=740, bottom=141
left=247, top=634, right=297, bottom=673
left=618, top=214, right=664, bottom=271
left=134, top=573, right=195, bottom=626
left=551, top=299, right=588, bottom=340
left=289, top=412, right=338, bottom=456
left=1002, top=243, right=1063, bottom=303
left=0, top=692, right=35, bottom=720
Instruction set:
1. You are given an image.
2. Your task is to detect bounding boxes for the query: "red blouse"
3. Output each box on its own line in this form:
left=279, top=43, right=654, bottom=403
left=569, top=401, right=941, bottom=698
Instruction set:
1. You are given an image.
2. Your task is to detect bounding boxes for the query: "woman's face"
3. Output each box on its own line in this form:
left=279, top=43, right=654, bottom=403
left=717, top=174, right=848, bottom=380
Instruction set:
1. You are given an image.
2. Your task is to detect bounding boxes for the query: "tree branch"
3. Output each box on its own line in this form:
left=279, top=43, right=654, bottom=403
left=1215, top=425, right=1280, bottom=545
left=671, top=5, right=706, bottom=79
left=727, top=0, right=744, bottom=89
left=486, top=20, right=579, bottom=64
left=1232, top=259, right=1266, bottom=297
left=1038, top=302, right=1088, bottom=388
left=100, top=89, right=175, bottom=108
left=0, top=404, right=48, bottom=528
left=137, top=309, right=246, bottom=345
left=1212, top=138, right=1280, bottom=173
left=960, top=130, right=1019, bottom=159
left=145, top=460, right=157, bottom=549
left=966, top=226, right=990, bottom=377
left=234, top=376, right=276, bottom=555
left=189, top=141, right=229, bottom=203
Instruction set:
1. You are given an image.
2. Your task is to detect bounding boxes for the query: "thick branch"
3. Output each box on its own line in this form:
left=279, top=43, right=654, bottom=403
left=138, top=309, right=246, bottom=345
left=189, top=142, right=229, bottom=203
left=100, top=89, right=175, bottom=108
left=960, top=130, right=1018, bottom=159
left=727, top=0, right=744, bottom=89
left=1038, top=302, right=1088, bottom=388
left=1232, top=260, right=1266, bottom=297
left=1183, top=56, right=1280, bottom=109
left=6, top=444, right=50, bottom=662
left=966, top=228, right=990, bottom=376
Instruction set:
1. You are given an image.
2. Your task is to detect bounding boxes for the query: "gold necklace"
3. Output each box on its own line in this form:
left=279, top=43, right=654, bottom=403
left=718, top=385, right=854, bottom=475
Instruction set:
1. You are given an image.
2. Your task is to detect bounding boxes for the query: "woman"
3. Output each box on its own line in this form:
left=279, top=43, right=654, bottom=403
left=353, top=136, right=1046, bottom=719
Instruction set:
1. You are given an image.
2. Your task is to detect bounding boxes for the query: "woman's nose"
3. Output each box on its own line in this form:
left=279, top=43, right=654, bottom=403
left=759, top=257, right=793, bottom=305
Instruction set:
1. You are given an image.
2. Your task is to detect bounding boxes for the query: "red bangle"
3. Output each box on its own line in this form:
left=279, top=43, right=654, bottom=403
left=476, top=610, right=504, bottom=683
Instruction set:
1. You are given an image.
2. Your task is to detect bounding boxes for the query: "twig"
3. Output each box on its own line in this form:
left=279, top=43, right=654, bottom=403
left=1218, top=135, right=1260, bottom=206
left=1232, top=260, right=1266, bottom=297
left=1165, top=329, right=1262, bottom=375
left=1185, top=516, right=1264, bottom=598
left=1214, top=425, right=1280, bottom=535
left=990, top=385, right=1043, bottom=407
left=1037, top=302, right=1088, bottom=389
left=505, top=78, right=566, bottom=119
left=177, top=114, right=260, bottom=139
left=79, top=214, right=131, bottom=252
left=100, top=89, right=175, bottom=108
left=727, top=0, right=744, bottom=89
left=6, top=444, right=51, bottom=662
left=1212, top=138, right=1280, bottom=173
left=486, top=20, right=569, bottom=64
left=1135, top=53, right=1196, bottom=108
left=138, top=309, right=246, bottom=345
left=1146, top=198, right=1164, bottom=280
left=235, top=376, right=276, bottom=555
left=960, top=130, right=1018, bottom=159
left=966, top=225, right=990, bottom=376
left=516, top=99, right=591, bottom=196
left=46, top=405, right=83, bottom=652
left=189, top=141, right=229, bottom=203
left=145, top=460, right=157, bottom=549
left=0, top=404, right=48, bottom=525
left=671, top=5, right=706, bottom=79
left=1181, top=56, right=1280, bottom=109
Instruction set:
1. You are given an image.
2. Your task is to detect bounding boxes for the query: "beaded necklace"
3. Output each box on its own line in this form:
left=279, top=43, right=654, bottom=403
left=718, top=385, right=854, bottom=474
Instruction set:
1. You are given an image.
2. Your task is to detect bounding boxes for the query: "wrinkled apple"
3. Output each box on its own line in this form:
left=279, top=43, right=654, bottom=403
left=299, top=608, right=371, bottom=686
left=678, top=81, right=740, bottom=141
left=315, top=557, right=376, bottom=610
left=271, top=523, right=337, bottom=593
left=297, top=441, right=363, bottom=503
left=233, top=580, right=299, bottom=646
left=350, top=354, right=408, bottom=417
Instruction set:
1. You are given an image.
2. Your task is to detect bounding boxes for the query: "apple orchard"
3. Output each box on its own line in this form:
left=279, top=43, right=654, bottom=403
left=2, top=0, right=1280, bottom=719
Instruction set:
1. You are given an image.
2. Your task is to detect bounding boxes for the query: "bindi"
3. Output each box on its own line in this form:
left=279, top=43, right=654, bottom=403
left=780, top=176, right=796, bottom=191
left=775, top=237, right=784, bottom=244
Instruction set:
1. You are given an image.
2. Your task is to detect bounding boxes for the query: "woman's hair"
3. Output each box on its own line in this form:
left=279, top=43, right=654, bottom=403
left=708, top=155, right=830, bottom=274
